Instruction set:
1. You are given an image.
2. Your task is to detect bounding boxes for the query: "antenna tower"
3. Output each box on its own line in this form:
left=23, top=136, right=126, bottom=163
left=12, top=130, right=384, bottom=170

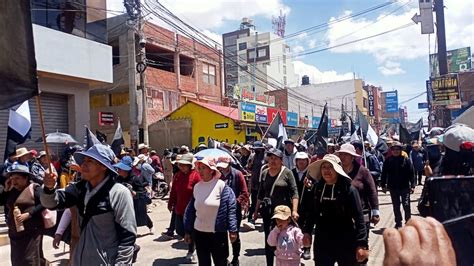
left=272, top=9, right=286, bottom=37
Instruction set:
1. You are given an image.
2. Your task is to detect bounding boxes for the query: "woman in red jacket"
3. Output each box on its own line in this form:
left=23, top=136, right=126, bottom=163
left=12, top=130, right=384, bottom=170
left=168, top=153, right=201, bottom=263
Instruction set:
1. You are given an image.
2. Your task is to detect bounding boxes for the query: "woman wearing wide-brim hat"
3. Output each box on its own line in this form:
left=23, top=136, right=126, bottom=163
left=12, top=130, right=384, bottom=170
left=302, top=154, right=369, bottom=265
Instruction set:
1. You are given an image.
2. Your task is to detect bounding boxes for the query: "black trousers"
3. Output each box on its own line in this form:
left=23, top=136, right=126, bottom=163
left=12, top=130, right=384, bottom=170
left=194, top=230, right=229, bottom=266
left=389, top=188, right=411, bottom=226
left=167, top=210, right=176, bottom=233
left=415, top=170, right=423, bottom=184
left=231, top=205, right=242, bottom=259
left=176, top=214, right=195, bottom=253
left=248, top=189, right=258, bottom=222
left=314, top=238, right=357, bottom=266
left=10, top=232, right=42, bottom=266
left=262, top=207, right=276, bottom=266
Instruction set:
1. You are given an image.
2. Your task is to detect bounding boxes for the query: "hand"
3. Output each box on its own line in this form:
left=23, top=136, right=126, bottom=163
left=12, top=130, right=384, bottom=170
left=292, top=210, right=299, bottom=221
left=356, top=247, right=369, bottom=262
left=304, top=177, right=313, bottom=188
left=43, top=170, right=58, bottom=190
left=371, top=215, right=380, bottom=225
left=4, top=178, right=12, bottom=192
left=410, top=187, right=415, bottom=194
left=383, top=216, right=456, bottom=266
left=229, top=232, right=238, bottom=243
left=16, top=212, right=31, bottom=223
left=303, top=233, right=312, bottom=247
left=52, top=234, right=62, bottom=249
left=184, top=233, right=192, bottom=244
left=252, top=211, right=259, bottom=221
left=131, top=191, right=137, bottom=197
left=70, top=163, right=81, bottom=172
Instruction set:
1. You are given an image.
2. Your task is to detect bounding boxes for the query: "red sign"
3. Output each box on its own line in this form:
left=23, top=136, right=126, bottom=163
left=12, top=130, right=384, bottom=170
left=99, top=112, right=114, bottom=126
left=267, top=108, right=287, bottom=125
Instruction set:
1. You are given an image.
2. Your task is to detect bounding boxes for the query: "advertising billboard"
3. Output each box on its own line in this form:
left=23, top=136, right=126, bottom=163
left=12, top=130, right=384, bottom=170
left=385, top=91, right=398, bottom=113
left=267, top=108, right=287, bottom=125
left=430, top=74, right=461, bottom=109
left=312, top=117, right=321, bottom=128
left=255, top=105, right=268, bottom=123
left=429, top=47, right=471, bottom=77
left=239, top=102, right=256, bottom=122
left=286, top=112, right=298, bottom=127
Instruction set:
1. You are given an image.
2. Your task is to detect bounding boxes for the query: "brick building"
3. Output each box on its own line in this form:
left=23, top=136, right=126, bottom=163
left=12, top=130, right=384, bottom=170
left=90, top=15, right=223, bottom=145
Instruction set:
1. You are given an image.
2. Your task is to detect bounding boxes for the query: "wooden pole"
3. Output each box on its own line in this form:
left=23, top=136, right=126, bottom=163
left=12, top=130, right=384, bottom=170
left=36, top=95, right=53, bottom=174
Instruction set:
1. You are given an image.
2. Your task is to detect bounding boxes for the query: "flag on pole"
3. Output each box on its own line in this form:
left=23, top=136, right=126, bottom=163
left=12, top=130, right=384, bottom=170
left=111, top=120, right=125, bottom=155
left=96, top=130, right=107, bottom=143
left=84, top=126, right=101, bottom=149
left=266, top=112, right=288, bottom=149
left=4, top=100, right=31, bottom=160
left=357, top=109, right=378, bottom=147
left=0, top=0, right=39, bottom=110
left=349, top=115, right=359, bottom=142
left=315, top=104, right=329, bottom=149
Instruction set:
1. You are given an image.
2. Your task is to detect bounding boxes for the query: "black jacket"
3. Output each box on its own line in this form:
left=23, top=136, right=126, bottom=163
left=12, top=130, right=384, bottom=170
left=381, top=155, right=415, bottom=190
left=303, top=176, right=368, bottom=248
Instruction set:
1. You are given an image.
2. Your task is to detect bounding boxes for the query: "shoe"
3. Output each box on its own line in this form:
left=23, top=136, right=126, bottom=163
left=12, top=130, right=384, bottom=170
left=242, top=221, right=255, bottom=230
left=302, top=248, right=311, bottom=260
left=149, top=226, right=154, bottom=234
left=161, top=231, right=174, bottom=240
left=186, top=252, right=197, bottom=264
left=230, top=257, right=239, bottom=266
left=132, top=244, right=141, bottom=263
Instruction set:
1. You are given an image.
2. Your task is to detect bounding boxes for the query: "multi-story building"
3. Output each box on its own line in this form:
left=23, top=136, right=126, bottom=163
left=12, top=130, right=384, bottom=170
left=90, top=15, right=223, bottom=145
left=0, top=1, right=113, bottom=153
left=222, top=18, right=297, bottom=106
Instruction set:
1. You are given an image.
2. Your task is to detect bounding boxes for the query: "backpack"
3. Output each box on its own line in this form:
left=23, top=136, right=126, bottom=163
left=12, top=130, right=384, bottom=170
left=27, top=184, right=57, bottom=229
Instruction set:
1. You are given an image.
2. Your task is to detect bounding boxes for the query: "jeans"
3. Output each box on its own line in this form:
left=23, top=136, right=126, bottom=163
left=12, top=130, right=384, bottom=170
left=231, top=205, right=242, bottom=259
left=194, top=230, right=229, bottom=266
left=176, top=214, right=195, bottom=253
left=389, top=188, right=411, bottom=226
left=248, top=189, right=258, bottom=222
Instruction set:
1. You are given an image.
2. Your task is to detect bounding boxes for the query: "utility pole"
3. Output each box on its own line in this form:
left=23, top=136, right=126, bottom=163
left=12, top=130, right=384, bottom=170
left=252, top=31, right=258, bottom=99
left=136, top=1, right=149, bottom=145
left=434, top=0, right=450, bottom=127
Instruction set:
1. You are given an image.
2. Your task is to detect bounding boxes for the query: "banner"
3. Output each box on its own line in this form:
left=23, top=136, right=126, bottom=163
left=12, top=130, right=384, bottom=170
left=299, top=116, right=309, bottom=128
left=384, top=91, right=398, bottom=113
left=430, top=74, right=461, bottom=109
left=429, top=47, right=471, bottom=77
left=255, top=105, right=268, bottom=123
left=267, top=108, right=287, bottom=125
left=239, top=102, right=256, bottom=122
left=240, top=88, right=276, bottom=107
left=312, top=117, right=321, bottom=128
left=286, top=112, right=298, bottom=127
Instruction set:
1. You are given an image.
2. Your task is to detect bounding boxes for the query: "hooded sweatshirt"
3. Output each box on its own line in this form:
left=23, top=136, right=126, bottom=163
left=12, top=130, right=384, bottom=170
left=267, top=224, right=303, bottom=263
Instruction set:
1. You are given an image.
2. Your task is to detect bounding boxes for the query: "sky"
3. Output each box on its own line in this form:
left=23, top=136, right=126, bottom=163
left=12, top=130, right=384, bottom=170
left=108, top=0, right=474, bottom=122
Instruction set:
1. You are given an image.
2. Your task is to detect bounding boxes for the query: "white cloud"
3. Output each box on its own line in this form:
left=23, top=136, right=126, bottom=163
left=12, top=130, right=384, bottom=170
left=307, top=39, right=317, bottom=49
left=378, top=61, right=406, bottom=76
left=293, top=45, right=305, bottom=54
left=108, top=0, right=290, bottom=29
left=293, top=61, right=354, bottom=84
left=325, top=0, right=474, bottom=75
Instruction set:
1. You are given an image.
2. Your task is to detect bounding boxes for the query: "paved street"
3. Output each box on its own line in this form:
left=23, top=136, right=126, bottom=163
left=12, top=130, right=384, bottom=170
left=0, top=186, right=423, bottom=265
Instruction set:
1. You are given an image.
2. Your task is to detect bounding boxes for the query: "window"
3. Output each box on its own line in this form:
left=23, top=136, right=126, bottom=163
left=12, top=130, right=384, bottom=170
left=203, top=63, right=216, bottom=85
left=283, top=65, right=287, bottom=75
left=111, top=40, right=120, bottom=65
left=240, top=65, right=248, bottom=71
left=283, top=76, right=287, bottom=86
left=258, top=48, right=267, bottom=58
left=363, top=97, right=368, bottom=108
left=238, top=42, right=247, bottom=51
left=248, top=50, right=256, bottom=59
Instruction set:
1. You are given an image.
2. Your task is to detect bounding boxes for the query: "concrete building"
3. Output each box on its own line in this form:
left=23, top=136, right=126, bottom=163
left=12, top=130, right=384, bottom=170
left=288, top=79, right=369, bottom=129
left=222, top=19, right=297, bottom=106
left=90, top=15, right=223, bottom=146
left=0, top=1, right=113, bottom=153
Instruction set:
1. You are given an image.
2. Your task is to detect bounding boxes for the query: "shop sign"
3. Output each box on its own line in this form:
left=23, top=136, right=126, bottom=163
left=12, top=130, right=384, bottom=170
left=239, top=102, right=256, bottom=122
left=385, top=91, right=398, bottom=113
left=431, top=74, right=461, bottom=109
left=267, top=107, right=287, bottom=125
left=215, top=123, right=229, bottom=129
left=368, top=89, right=375, bottom=117
left=312, top=117, right=321, bottom=128
left=286, top=112, right=298, bottom=127
left=255, top=105, right=268, bottom=123
left=429, top=47, right=471, bottom=77
left=299, top=116, right=309, bottom=128
left=240, top=88, right=276, bottom=107
left=99, top=112, right=114, bottom=126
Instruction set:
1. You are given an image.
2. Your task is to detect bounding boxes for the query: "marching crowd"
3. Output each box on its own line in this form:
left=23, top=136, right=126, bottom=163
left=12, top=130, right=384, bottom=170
left=0, top=123, right=473, bottom=265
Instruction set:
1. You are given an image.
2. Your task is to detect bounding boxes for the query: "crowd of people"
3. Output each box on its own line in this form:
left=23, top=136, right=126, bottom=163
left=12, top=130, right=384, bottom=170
left=0, top=123, right=473, bottom=265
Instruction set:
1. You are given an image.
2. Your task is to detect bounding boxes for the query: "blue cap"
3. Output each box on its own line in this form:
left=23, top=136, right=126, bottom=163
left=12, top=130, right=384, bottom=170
left=6, top=163, right=33, bottom=177
left=114, top=156, right=133, bottom=171
left=74, top=144, right=118, bottom=175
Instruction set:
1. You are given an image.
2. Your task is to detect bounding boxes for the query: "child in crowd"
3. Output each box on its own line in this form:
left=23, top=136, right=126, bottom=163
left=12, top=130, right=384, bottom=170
left=267, top=205, right=304, bottom=266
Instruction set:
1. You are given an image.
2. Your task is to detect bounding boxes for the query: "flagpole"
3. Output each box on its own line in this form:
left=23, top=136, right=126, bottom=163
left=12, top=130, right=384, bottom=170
left=36, top=95, right=53, bottom=175
left=356, top=108, right=368, bottom=167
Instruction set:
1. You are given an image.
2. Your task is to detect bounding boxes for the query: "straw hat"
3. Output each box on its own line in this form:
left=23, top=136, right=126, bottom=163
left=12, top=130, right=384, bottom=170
left=335, top=143, right=360, bottom=157
left=13, top=147, right=32, bottom=159
left=307, top=154, right=351, bottom=181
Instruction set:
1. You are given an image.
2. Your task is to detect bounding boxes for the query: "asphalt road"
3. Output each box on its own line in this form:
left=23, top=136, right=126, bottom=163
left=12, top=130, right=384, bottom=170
left=0, top=186, right=423, bottom=266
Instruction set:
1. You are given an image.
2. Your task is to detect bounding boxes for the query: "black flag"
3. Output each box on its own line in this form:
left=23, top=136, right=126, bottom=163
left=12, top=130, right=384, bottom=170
left=84, top=127, right=101, bottom=149
left=96, top=130, right=107, bottom=143
left=111, top=120, right=125, bottom=156
left=316, top=104, right=329, bottom=149
left=0, top=0, right=39, bottom=109
left=4, top=101, right=31, bottom=160
left=266, top=112, right=288, bottom=149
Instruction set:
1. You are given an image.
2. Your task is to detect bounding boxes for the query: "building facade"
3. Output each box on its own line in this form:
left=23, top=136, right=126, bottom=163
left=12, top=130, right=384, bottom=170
left=90, top=15, right=223, bottom=145
left=222, top=19, right=297, bottom=106
left=0, top=1, right=113, bottom=154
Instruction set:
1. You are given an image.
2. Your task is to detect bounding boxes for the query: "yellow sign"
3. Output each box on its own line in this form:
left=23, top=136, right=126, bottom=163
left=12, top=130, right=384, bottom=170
left=241, top=111, right=255, bottom=122
left=111, top=92, right=129, bottom=106
left=90, top=95, right=107, bottom=108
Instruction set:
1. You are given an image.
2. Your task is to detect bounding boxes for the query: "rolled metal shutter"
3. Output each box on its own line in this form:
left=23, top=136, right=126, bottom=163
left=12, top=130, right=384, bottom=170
left=0, top=93, right=69, bottom=159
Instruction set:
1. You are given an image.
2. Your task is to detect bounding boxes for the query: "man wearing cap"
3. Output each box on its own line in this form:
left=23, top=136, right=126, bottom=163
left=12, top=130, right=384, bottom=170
left=352, top=141, right=382, bottom=186
left=217, top=157, right=250, bottom=266
left=409, top=142, right=425, bottom=185
left=31, top=151, right=57, bottom=185
left=283, top=139, right=297, bottom=169
left=40, top=144, right=137, bottom=265
left=381, top=141, right=415, bottom=228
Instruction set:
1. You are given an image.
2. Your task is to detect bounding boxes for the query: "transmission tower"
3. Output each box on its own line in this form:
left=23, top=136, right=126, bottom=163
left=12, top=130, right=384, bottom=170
left=272, top=9, right=286, bottom=37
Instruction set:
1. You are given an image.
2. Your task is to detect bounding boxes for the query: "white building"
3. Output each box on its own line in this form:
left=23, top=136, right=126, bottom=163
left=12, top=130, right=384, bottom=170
left=0, top=1, right=112, bottom=153
left=223, top=19, right=298, bottom=103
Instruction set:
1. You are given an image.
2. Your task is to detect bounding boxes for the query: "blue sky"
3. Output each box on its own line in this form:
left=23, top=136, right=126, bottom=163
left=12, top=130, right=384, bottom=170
left=108, top=0, right=473, bottom=122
